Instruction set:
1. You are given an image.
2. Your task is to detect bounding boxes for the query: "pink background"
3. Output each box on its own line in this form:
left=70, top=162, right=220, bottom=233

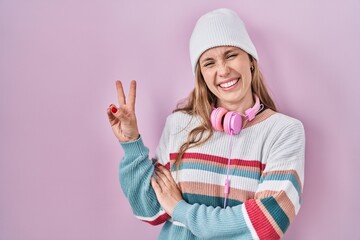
left=1, top=0, right=359, bottom=239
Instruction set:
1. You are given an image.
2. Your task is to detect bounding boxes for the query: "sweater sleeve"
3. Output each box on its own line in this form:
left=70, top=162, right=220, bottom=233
left=118, top=119, right=171, bottom=226
left=171, top=120, right=305, bottom=240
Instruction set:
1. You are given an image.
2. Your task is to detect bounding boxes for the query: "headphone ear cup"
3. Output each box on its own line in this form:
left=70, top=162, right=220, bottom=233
left=223, top=111, right=242, bottom=135
left=210, top=107, right=228, bottom=132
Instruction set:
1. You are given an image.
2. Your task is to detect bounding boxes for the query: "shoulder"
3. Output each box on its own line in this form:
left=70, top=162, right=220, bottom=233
left=270, top=112, right=304, bottom=130
left=247, top=109, right=303, bottom=133
left=250, top=110, right=304, bottom=142
left=271, top=112, right=303, bottom=128
left=266, top=112, right=305, bottom=141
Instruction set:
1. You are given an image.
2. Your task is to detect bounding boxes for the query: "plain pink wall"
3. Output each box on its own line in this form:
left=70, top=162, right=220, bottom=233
left=1, top=0, right=359, bottom=239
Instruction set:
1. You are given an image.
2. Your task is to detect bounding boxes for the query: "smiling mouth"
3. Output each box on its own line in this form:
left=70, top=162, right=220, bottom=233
left=219, top=78, right=240, bottom=88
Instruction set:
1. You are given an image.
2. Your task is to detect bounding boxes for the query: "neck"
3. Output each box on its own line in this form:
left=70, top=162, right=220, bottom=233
left=217, top=93, right=255, bottom=114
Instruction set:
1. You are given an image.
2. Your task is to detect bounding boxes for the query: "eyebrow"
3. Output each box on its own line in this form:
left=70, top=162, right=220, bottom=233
left=200, top=47, right=239, bottom=63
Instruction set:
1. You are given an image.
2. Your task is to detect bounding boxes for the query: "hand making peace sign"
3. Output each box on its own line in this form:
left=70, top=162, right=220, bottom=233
left=107, top=80, right=140, bottom=142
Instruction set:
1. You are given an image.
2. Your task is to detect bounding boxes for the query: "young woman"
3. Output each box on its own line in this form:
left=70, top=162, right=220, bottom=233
left=107, top=8, right=305, bottom=240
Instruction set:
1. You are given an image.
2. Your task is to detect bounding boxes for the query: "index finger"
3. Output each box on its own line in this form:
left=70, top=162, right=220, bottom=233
left=128, top=80, right=137, bottom=110
left=116, top=80, right=126, bottom=106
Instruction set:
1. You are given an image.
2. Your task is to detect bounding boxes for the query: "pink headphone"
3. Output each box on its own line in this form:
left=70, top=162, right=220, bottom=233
left=210, top=95, right=262, bottom=135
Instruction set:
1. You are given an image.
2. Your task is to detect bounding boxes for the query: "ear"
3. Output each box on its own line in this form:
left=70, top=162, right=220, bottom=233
left=248, top=54, right=255, bottom=71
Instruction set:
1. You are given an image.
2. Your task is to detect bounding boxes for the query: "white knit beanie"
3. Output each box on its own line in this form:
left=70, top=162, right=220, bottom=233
left=189, top=8, right=258, bottom=75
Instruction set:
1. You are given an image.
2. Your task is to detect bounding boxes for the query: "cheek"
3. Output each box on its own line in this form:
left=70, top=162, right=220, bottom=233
left=201, top=71, right=214, bottom=86
left=237, top=65, right=252, bottom=82
left=203, top=77, right=216, bottom=91
left=202, top=76, right=219, bottom=96
left=244, top=70, right=253, bottom=83
left=203, top=80, right=215, bottom=93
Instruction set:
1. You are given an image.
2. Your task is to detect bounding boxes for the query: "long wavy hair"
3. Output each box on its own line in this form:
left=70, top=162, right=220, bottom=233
left=173, top=55, right=277, bottom=165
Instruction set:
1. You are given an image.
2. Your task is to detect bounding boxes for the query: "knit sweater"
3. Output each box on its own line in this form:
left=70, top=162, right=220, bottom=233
left=119, top=109, right=305, bottom=240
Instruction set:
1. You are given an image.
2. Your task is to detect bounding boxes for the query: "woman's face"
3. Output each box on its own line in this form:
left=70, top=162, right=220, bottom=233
left=199, top=46, right=253, bottom=111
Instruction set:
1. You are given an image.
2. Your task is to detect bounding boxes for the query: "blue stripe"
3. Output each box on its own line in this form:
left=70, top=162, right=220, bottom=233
left=261, top=197, right=290, bottom=233
left=173, top=162, right=261, bottom=179
left=182, top=193, right=242, bottom=207
left=260, top=173, right=302, bottom=203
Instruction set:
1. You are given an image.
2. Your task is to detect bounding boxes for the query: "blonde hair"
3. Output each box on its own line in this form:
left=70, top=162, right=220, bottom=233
left=173, top=56, right=277, bottom=165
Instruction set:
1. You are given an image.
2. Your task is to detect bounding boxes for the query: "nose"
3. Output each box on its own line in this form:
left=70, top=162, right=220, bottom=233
left=217, top=63, right=230, bottom=77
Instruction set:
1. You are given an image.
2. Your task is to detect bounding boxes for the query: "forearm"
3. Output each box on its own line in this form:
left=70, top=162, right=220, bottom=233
left=172, top=193, right=297, bottom=240
left=119, top=137, right=169, bottom=225
left=172, top=200, right=254, bottom=239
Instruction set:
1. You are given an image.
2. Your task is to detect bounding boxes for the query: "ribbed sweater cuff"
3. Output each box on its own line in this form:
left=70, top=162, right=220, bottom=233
left=172, top=200, right=191, bottom=225
left=119, top=137, right=147, bottom=156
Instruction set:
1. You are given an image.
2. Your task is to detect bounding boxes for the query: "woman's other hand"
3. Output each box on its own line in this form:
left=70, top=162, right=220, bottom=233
left=107, top=80, right=140, bottom=142
left=151, top=166, right=183, bottom=216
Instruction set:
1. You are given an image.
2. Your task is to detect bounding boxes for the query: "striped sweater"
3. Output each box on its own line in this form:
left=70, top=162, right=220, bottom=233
left=119, top=109, right=305, bottom=240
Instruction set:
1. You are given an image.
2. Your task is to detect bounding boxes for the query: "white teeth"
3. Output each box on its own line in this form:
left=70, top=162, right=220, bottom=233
left=219, top=79, right=239, bottom=88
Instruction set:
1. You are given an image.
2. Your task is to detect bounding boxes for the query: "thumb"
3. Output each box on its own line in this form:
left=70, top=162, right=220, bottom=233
left=107, top=104, right=118, bottom=123
left=113, top=105, right=134, bottom=123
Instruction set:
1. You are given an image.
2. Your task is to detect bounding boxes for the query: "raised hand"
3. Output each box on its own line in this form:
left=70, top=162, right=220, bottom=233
left=107, top=80, right=140, bottom=142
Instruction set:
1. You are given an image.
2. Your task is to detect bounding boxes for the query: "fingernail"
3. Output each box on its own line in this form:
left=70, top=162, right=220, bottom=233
left=111, top=107, right=117, bottom=113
